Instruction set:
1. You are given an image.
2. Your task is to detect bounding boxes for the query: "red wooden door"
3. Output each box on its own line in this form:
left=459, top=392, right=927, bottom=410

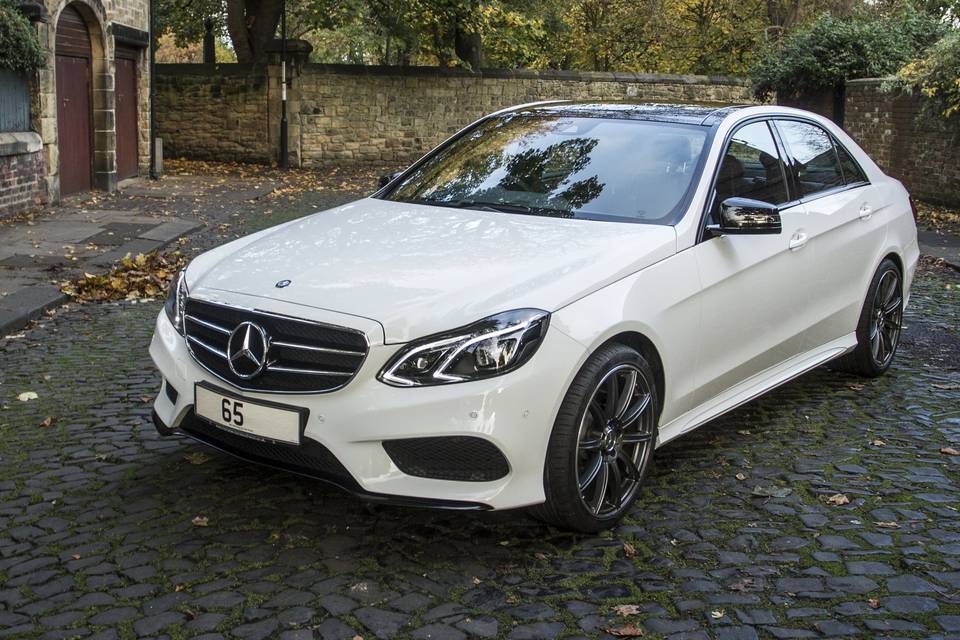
left=115, top=55, right=139, bottom=179
left=56, top=55, right=92, bottom=195
left=56, top=5, right=93, bottom=196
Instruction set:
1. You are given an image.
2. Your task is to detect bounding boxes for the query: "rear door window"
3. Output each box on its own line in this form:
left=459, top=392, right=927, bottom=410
left=774, top=120, right=844, bottom=198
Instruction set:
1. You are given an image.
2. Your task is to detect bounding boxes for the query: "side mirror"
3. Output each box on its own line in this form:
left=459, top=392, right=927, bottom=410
left=710, top=197, right=781, bottom=235
left=378, top=171, right=401, bottom=189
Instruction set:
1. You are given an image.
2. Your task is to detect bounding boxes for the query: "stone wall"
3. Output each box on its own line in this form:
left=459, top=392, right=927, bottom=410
left=844, top=79, right=960, bottom=207
left=296, top=66, right=753, bottom=168
left=155, top=64, right=753, bottom=169
left=0, top=135, right=47, bottom=216
left=155, top=65, right=270, bottom=164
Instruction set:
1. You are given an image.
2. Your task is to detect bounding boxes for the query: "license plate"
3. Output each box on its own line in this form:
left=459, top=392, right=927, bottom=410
left=194, top=383, right=305, bottom=444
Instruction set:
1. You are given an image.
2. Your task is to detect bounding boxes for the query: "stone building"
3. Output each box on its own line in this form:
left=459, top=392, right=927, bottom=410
left=0, top=0, right=151, bottom=217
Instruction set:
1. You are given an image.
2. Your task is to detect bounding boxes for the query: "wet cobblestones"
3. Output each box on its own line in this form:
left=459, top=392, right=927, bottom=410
left=0, top=262, right=958, bottom=640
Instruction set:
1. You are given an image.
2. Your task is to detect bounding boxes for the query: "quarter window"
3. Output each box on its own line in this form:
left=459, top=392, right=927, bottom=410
left=835, top=141, right=868, bottom=185
left=776, top=120, right=844, bottom=197
left=710, top=121, right=789, bottom=223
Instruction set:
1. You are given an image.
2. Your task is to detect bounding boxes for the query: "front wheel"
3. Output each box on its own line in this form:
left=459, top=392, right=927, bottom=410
left=833, top=258, right=903, bottom=377
left=532, top=343, right=659, bottom=532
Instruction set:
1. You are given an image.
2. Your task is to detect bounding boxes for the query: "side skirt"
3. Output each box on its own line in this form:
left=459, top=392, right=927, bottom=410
left=657, top=333, right=856, bottom=447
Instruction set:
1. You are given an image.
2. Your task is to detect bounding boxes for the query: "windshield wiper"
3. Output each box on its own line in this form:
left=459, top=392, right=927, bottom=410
left=447, top=200, right=573, bottom=218
left=395, top=197, right=572, bottom=218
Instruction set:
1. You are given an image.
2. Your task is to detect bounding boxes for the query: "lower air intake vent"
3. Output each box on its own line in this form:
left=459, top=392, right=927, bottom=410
left=382, top=436, right=510, bottom=482
left=183, top=413, right=357, bottom=487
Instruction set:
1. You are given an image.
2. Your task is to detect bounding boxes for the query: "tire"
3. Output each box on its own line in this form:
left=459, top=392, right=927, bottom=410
left=832, top=258, right=904, bottom=377
left=531, top=343, right=660, bottom=532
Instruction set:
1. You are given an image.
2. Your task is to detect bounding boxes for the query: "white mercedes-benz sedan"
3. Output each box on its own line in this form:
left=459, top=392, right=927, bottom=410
left=150, top=102, right=918, bottom=531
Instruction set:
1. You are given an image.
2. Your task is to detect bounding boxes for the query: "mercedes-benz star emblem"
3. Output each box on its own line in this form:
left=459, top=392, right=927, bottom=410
left=275, top=279, right=292, bottom=288
left=226, top=321, right=269, bottom=379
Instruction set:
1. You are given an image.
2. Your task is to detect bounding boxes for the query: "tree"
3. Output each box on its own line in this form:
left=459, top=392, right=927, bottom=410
left=157, top=0, right=355, bottom=63
left=0, top=0, right=45, bottom=73
left=749, top=4, right=946, bottom=100
left=893, top=30, right=960, bottom=118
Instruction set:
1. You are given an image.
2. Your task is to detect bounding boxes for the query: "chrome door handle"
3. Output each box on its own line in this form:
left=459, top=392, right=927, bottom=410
left=789, top=231, right=808, bottom=251
left=859, top=204, right=873, bottom=220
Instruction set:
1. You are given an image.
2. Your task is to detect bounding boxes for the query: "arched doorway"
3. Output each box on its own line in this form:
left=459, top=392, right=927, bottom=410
left=55, top=4, right=93, bottom=195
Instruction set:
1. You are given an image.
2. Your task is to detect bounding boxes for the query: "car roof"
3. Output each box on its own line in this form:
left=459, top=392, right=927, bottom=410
left=508, top=101, right=749, bottom=126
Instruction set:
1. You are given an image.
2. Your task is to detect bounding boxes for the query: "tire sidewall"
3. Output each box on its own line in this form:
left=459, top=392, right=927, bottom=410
left=856, top=259, right=902, bottom=375
left=544, top=343, right=660, bottom=531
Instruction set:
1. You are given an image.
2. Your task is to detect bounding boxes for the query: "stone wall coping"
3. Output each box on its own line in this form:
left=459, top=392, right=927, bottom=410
left=846, top=78, right=892, bottom=86
left=156, top=62, right=749, bottom=86
left=158, top=64, right=258, bottom=76
left=0, top=132, right=42, bottom=157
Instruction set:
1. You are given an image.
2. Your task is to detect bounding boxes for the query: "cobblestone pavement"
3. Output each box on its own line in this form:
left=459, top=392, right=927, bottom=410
left=1, top=236, right=958, bottom=640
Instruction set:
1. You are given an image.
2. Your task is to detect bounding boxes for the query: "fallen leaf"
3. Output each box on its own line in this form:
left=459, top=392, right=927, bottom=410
left=613, top=604, right=642, bottom=616
left=710, top=609, right=725, bottom=619
left=941, top=447, right=959, bottom=456
left=174, top=584, right=185, bottom=592
left=847, top=383, right=865, bottom=390
left=867, top=598, right=880, bottom=609
left=39, top=416, right=57, bottom=428
left=533, top=552, right=549, bottom=561
left=61, top=250, right=186, bottom=303
left=870, top=438, right=887, bottom=446
left=184, top=452, right=212, bottom=465
left=623, top=541, right=637, bottom=558
left=875, top=521, right=901, bottom=529
left=735, top=473, right=746, bottom=481
left=71, top=554, right=81, bottom=560
left=18, top=391, right=38, bottom=402
left=824, top=493, right=850, bottom=506
left=472, top=577, right=481, bottom=585
left=737, top=430, right=751, bottom=436
left=603, top=623, right=645, bottom=637
left=932, top=383, right=960, bottom=390
left=752, top=485, right=792, bottom=498
left=192, top=516, right=209, bottom=527
left=352, top=636, right=364, bottom=640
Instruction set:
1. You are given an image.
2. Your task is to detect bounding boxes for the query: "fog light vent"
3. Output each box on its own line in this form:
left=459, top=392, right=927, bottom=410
left=382, top=436, right=509, bottom=482
left=164, top=380, right=179, bottom=405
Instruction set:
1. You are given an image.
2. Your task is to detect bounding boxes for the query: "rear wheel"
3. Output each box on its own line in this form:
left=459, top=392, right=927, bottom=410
left=833, top=258, right=903, bottom=377
left=532, top=343, right=659, bottom=532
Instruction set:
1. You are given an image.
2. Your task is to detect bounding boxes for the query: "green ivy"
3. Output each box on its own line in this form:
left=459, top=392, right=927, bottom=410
left=749, top=6, right=945, bottom=101
left=0, top=0, right=46, bottom=73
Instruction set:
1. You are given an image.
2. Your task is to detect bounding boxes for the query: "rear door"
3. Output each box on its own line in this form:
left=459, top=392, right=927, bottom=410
left=772, top=119, right=885, bottom=350
left=691, top=119, right=811, bottom=404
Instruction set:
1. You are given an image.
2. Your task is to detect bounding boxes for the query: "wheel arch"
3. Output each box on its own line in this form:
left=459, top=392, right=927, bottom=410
left=599, top=331, right=665, bottom=420
left=882, top=251, right=903, bottom=277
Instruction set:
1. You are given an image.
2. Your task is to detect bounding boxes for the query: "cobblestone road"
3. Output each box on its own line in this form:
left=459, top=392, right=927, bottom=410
left=1, top=244, right=958, bottom=639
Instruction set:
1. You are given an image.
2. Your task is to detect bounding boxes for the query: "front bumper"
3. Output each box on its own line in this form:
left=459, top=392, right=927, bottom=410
left=149, top=310, right=586, bottom=510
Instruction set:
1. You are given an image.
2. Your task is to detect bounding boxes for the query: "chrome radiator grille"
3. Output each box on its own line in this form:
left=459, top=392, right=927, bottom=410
left=183, top=299, right=368, bottom=393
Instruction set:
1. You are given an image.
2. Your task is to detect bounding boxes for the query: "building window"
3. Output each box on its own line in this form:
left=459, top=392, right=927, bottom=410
left=0, top=70, right=31, bottom=133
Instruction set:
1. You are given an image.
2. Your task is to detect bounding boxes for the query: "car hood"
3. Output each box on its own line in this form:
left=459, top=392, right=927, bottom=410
left=189, top=198, right=676, bottom=343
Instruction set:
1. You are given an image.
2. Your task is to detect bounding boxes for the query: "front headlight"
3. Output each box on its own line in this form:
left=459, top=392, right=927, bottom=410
left=378, top=309, right=550, bottom=387
left=163, top=269, right=189, bottom=335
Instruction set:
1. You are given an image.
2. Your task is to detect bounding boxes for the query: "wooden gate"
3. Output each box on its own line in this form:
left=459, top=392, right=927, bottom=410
left=115, top=47, right=139, bottom=180
left=55, top=4, right=93, bottom=196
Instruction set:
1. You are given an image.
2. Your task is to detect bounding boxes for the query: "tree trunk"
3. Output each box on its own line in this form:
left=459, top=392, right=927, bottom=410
left=454, top=27, right=482, bottom=69
left=224, top=0, right=284, bottom=63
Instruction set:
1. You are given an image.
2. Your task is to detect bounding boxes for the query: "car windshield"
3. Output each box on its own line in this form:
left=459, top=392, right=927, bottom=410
left=382, top=113, right=709, bottom=224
